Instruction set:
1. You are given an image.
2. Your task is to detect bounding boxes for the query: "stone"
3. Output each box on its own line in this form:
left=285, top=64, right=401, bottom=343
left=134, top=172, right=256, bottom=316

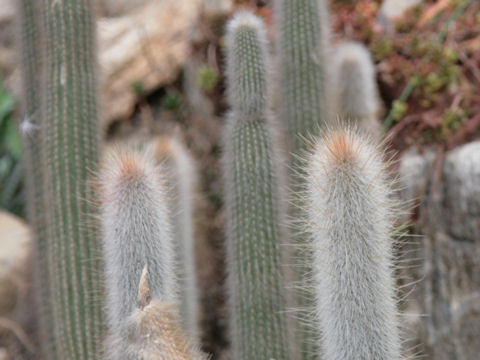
left=0, top=211, right=31, bottom=317
left=398, top=142, right=480, bottom=359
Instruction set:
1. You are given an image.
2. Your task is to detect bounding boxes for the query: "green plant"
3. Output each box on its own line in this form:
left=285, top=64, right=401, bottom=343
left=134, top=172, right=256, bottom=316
left=274, top=0, right=331, bottom=357
left=222, top=11, right=291, bottom=359
left=196, top=64, right=219, bottom=92
left=0, top=76, right=22, bottom=216
left=20, top=0, right=105, bottom=358
left=305, top=129, right=400, bottom=359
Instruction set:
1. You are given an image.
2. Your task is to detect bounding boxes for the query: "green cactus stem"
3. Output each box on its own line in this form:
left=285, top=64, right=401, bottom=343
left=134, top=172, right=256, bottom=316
left=223, top=11, right=291, bottom=360
left=39, top=0, right=104, bottom=358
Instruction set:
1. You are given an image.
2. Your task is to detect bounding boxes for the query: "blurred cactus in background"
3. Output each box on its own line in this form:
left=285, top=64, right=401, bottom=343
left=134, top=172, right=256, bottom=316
left=331, top=42, right=382, bottom=137
left=222, top=11, right=291, bottom=360
left=152, top=136, right=201, bottom=340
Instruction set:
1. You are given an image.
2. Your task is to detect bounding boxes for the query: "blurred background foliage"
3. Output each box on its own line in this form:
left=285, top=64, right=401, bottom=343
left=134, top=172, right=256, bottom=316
left=0, top=74, right=23, bottom=217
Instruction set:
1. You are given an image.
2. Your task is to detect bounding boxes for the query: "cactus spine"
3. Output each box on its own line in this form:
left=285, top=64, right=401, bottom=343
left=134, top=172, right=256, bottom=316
left=125, top=266, right=206, bottom=360
left=99, top=148, right=177, bottom=359
left=331, top=42, right=382, bottom=137
left=152, top=136, right=200, bottom=339
left=275, top=1, right=331, bottom=357
left=223, top=11, right=290, bottom=359
left=37, top=0, right=104, bottom=358
left=306, top=129, right=400, bottom=360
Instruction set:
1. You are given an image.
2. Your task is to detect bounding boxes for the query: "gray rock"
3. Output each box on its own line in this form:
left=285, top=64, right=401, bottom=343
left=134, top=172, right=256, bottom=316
left=398, top=142, right=480, bottom=359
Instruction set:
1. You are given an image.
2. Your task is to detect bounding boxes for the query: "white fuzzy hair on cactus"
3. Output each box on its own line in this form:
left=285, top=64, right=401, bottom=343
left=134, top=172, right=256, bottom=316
left=305, top=127, right=401, bottom=360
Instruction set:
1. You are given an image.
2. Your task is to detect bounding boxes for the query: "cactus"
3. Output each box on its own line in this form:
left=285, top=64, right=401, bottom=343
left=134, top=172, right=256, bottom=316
left=99, top=147, right=177, bottom=359
left=331, top=42, right=382, bottom=137
left=305, top=128, right=401, bottom=360
left=34, top=0, right=104, bottom=358
left=274, top=1, right=332, bottom=357
left=223, top=11, right=291, bottom=359
left=152, top=136, right=200, bottom=339
left=275, top=0, right=331, bottom=150
left=125, top=265, right=206, bottom=360
left=18, top=0, right=56, bottom=356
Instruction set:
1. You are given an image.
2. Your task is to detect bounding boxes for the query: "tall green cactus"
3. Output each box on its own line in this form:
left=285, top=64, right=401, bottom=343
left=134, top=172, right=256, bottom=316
left=274, top=1, right=331, bottom=357
left=305, top=129, right=400, bottom=359
left=37, top=0, right=104, bottom=358
left=275, top=0, right=330, bottom=150
left=223, top=11, right=291, bottom=359
left=99, top=147, right=176, bottom=359
left=18, top=0, right=56, bottom=356
left=152, top=136, right=200, bottom=340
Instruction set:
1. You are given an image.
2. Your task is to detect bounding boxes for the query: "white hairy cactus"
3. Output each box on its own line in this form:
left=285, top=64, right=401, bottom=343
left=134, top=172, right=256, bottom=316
left=305, top=128, right=401, bottom=360
left=98, top=147, right=176, bottom=359
left=152, top=136, right=200, bottom=339
left=331, top=42, right=382, bottom=137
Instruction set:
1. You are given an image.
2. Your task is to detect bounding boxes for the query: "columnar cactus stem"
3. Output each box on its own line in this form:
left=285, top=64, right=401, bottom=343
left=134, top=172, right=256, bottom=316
left=39, top=0, right=104, bottom=358
left=274, top=1, right=332, bottom=357
left=306, top=129, right=401, bottom=360
left=275, top=0, right=331, bottom=150
left=99, top=148, right=176, bottom=359
left=223, top=11, right=291, bottom=359
left=18, top=0, right=55, bottom=356
left=152, top=136, right=200, bottom=339
left=331, top=42, right=382, bottom=137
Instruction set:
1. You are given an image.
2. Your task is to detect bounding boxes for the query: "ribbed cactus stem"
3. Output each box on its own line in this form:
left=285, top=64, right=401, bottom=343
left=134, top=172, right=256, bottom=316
left=331, top=42, right=382, bottom=137
left=152, top=136, right=200, bottom=339
left=306, top=129, right=401, bottom=360
left=125, top=265, right=206, bottom=360
left=99, top=148, right=176, bottom=359
left=275, top=2, right=332, bottom=357
left=18, top=0, right=55, bottom=356
left=39, top=0, right=104, bottom=358
left=275, top=0, right=330, bottom=150
left=223, top=11, right=290, bottom=359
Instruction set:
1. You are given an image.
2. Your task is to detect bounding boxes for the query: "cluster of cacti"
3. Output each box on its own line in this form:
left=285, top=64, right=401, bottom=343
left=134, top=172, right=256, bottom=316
left=18, top=1, right=401, bottom=360
left=221, top=4, right=397, bottom=360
